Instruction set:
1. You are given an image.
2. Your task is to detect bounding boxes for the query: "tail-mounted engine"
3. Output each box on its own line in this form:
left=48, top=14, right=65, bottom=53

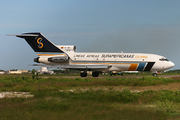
left=56, top=45, right=76, bottom=53
left=34, top=56, right=69, bottom=63
left=34, top=57, right=40, bottom=63
left=48, top=56, right=69, bottom=63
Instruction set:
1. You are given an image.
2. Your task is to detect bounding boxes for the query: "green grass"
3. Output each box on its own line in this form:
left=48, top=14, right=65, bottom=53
left=0, top=76, right=178, bottom=92
left=0, top=97, right=167, bottom=120
left=0, top=75, right=180, bottom=119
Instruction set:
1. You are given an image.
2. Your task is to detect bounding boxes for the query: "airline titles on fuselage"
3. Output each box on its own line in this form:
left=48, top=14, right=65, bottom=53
left=73, top=54, right=136, bottom=58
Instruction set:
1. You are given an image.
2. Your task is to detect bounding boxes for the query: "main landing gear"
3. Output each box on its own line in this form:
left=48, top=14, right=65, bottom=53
left=80, top=72, right=87, bottom=77
left=80, top=71, right=100, bottom=77
left=92, top=72, right=99, bottom=77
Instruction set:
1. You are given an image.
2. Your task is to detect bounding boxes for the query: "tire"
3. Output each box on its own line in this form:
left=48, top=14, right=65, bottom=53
left=80, top=72, right=87, bottom=77
left=153, top=73, right=157, bottom=77
left=92, top=72, right=99, bottom=77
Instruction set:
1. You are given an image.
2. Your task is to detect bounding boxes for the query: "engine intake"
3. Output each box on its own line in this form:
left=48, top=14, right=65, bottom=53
left=57, top=45, right=76, bottom=52
left=34, top=57, right=40, bottom=63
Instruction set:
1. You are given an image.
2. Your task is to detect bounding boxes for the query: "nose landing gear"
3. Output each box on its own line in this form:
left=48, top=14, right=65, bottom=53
left=153, top=73, right=157, bottom=77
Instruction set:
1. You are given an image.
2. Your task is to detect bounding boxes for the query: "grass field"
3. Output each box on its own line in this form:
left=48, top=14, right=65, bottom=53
left=0, top=75, right=180, bottom=119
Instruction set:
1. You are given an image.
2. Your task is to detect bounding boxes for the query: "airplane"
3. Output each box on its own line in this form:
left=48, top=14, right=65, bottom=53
left=11, top=32, right=175, bottom=77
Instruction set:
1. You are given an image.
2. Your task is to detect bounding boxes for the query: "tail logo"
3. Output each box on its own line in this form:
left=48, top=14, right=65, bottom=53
left=37, top=38, right=43, bottom=49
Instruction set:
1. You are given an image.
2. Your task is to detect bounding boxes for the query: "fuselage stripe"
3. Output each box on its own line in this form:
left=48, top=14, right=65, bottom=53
left=136, top=63, right=146, bottom=71
left=144, top=62, right=155, bottom=71
left=128, top=64, right=138, bottom=71
left=69, top=60, right=137, bottom=65
left=37, top=53, right=66, bottom=56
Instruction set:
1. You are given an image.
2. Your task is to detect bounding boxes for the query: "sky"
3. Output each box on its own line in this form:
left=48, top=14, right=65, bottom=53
left=0, top=0, right=180, bottom=70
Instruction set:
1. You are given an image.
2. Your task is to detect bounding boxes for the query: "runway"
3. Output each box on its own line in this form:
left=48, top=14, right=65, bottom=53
left=42, top=75, right=180, bottom=79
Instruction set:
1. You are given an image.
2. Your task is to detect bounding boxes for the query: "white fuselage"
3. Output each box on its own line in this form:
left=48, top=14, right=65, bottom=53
left=36, top=52, right=175, bottom=72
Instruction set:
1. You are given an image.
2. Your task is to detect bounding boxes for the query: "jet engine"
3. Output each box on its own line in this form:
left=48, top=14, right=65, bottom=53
left=48, top=56, right=69, bottom=63
left=34, top=56, right=69, bottom=63
left=57, top=45, right=76, bottom=52
left=34, top=57, right=40, bottom=63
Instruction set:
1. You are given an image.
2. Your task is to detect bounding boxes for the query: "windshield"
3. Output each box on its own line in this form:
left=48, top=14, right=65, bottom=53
left=159, top=58, right=169, bottom=61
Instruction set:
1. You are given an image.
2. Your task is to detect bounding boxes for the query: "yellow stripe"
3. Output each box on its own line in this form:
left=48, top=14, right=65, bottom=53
left=69, top=61, right=132, bottom=65
left=128, top=64, right=138, bottom=71
left=37, top=54, right=66, bottom=56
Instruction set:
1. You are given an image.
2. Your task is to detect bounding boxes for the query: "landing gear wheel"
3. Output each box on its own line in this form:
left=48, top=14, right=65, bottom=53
left=153, top=73, right=157, bottom=77
left=80, top=72, right=87, bottom=77
left=92, top=72, right=99, bottom=77
left=112, top=73, right=116, bottom=76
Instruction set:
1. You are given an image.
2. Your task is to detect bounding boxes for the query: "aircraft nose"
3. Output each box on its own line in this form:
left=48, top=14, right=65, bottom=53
left=166, top=61, right=175, bottom=69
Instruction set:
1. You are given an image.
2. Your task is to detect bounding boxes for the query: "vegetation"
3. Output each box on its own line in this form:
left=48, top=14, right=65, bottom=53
left=0, top=75, right=180, bottom=119
left=52, top=69, right=81, bottom=74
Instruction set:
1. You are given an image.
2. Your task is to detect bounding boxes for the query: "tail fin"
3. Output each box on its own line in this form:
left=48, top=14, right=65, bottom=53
left=16, top=33, right=63, bottom=53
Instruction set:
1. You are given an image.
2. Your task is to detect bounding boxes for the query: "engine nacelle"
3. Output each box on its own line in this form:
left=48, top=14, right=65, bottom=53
left=48, top=56, right=69, bottom=63
left=34, top=56, right=69, bottom=63
left=34, top=57, right=49, bottom=64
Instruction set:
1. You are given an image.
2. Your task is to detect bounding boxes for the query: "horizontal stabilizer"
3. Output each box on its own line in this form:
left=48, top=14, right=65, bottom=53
left=7, top=34, right=38, bottom=37
left=9, top=33, right=63, bottom=53
left=16, top=34, right=39, bottom=38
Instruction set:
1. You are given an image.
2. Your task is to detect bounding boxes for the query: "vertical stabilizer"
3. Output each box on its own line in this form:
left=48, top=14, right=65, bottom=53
left=16, top=33, right=63, bottom=53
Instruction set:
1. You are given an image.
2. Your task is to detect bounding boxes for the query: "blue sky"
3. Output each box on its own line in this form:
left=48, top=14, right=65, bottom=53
left=0, top=0, right=180, bottom=70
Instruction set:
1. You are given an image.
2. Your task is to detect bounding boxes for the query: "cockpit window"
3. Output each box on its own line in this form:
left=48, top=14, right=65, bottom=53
left=159, top=58, right=169, bottom=61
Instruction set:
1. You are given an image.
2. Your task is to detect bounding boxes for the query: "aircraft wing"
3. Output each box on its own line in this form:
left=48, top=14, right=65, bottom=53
left=31, top=64, right=111, bottom=70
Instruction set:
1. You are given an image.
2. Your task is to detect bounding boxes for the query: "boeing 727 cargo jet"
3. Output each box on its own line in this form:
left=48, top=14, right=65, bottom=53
left=12, top=33, right=174, bottom=77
